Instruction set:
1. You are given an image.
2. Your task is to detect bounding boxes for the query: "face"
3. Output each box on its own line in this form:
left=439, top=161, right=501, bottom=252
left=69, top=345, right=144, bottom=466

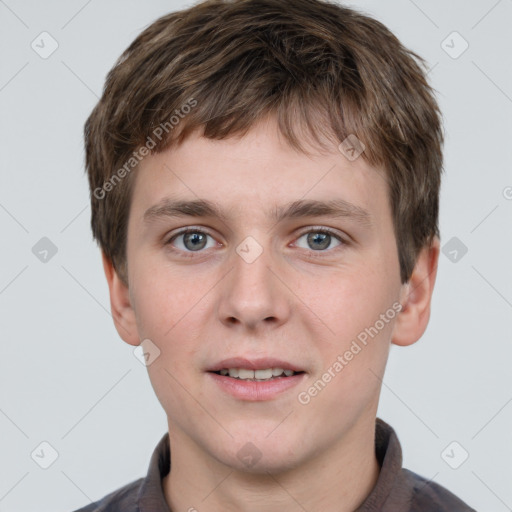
left=118, top=117, right=410, bottom=472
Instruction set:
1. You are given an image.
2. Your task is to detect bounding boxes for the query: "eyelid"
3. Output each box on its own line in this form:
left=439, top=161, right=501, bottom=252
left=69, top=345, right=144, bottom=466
left=165, top=226, right=215, bottom=243
left=293, top=226, right=348, bottom=244
left=164, top=227, right=220, bottom=255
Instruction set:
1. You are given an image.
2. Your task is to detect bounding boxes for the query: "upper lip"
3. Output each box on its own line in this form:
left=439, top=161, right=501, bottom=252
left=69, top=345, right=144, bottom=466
left=207, top=357, right=305, bottom=373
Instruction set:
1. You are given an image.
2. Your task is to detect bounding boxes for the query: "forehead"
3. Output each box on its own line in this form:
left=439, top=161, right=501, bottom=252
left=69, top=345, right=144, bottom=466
left=129, top=118, right=390, bottom=224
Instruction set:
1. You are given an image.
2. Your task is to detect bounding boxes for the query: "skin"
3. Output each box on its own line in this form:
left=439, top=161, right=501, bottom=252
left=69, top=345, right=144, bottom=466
left=103, top=115, right=439, bottom=512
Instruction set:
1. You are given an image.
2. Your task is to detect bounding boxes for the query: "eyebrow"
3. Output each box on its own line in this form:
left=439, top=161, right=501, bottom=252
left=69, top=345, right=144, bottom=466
left=143, top=197, right=372, bottom=227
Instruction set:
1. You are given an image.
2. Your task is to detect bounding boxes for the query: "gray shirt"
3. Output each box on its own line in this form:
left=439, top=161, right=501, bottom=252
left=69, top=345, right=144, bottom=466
left=73, top=418, right=476, bottom=511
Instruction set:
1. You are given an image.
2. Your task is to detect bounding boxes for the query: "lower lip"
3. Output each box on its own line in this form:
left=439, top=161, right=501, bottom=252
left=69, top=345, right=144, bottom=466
left=207, top=372, right=306, bottom=401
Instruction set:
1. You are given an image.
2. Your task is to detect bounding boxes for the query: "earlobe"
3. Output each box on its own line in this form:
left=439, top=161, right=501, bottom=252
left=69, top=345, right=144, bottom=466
left=391, top=237, right=440, bottom=347
left=101, top=251, right=140, bottom=346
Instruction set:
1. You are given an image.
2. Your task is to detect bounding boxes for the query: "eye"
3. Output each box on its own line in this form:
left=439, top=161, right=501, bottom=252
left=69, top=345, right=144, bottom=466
left=166, top=228, right=217, bottom=252
left=294, top=228, right=344, bottom=251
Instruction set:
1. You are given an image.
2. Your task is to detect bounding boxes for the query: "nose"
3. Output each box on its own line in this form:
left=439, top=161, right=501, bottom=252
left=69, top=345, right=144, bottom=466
left=216, top=237, right=292, bottom=331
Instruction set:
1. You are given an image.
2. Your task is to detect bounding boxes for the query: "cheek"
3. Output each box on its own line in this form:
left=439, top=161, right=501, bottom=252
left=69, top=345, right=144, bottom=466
left=132, top=271, right=209, bottom=416
left=302, top=266, right=395, bottom=338
left=304, top=265, right=398, bottom=390
left=298, top=313, right=394, bottom=430
left=131, top=265, right=212, bottom=385
left=131, top=260, right=211, bottom=339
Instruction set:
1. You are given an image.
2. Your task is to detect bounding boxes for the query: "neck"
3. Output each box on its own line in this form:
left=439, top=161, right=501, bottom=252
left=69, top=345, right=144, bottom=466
left=163, top=417, right=380, bottom=512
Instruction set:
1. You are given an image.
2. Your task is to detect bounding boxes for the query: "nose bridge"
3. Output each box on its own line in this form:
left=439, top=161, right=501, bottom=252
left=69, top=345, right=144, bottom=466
left=217, top=234, right=290, bottom=328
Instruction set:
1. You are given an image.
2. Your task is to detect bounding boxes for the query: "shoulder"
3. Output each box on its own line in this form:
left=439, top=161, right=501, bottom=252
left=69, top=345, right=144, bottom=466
left=402, top=468, right=477, bottom=512
left=71, top=477, right=144, bottom=512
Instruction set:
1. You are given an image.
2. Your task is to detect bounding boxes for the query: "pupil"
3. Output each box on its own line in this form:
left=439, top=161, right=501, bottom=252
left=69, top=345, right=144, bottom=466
left=307, top=232, right=330, bottom=250
left=184, top=232, right=207, bottom=251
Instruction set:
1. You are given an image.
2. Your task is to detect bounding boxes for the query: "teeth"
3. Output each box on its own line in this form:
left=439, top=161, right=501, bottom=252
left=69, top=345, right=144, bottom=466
left=254, top=369, right=273, bottom=379
left=238, top=368, right=254, bottom=379
left=219, top=368, right=297, bottom=380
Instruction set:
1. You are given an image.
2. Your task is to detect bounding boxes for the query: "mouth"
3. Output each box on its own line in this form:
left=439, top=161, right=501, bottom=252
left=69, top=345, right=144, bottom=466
left=210, top=367, right=305, bottom=381
left=206, top=357, right=307, bottom=401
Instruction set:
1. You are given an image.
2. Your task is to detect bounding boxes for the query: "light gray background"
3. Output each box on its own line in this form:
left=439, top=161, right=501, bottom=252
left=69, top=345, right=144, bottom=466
left=1, top=0, right=511, bottom=511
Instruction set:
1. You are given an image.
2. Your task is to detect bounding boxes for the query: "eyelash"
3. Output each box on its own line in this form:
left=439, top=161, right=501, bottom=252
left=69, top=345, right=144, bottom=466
left=164, top=226, right=347, bottom=258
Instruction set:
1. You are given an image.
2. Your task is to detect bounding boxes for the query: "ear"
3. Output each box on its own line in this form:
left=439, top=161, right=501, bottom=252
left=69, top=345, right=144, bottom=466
left=391, top=237, right=440, bottom=347
left=101, top=251, right=140, bottom=346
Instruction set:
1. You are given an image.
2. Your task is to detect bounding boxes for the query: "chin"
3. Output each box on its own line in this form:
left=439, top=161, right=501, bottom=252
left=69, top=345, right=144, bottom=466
left=208, top=428, right=306, bottom=475
left=222, top=450, right=304, bottom=475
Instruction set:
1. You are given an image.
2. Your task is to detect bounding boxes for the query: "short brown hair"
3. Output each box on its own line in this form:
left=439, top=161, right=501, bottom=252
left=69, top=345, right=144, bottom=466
left=85, top=0, right=443, bottom=285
